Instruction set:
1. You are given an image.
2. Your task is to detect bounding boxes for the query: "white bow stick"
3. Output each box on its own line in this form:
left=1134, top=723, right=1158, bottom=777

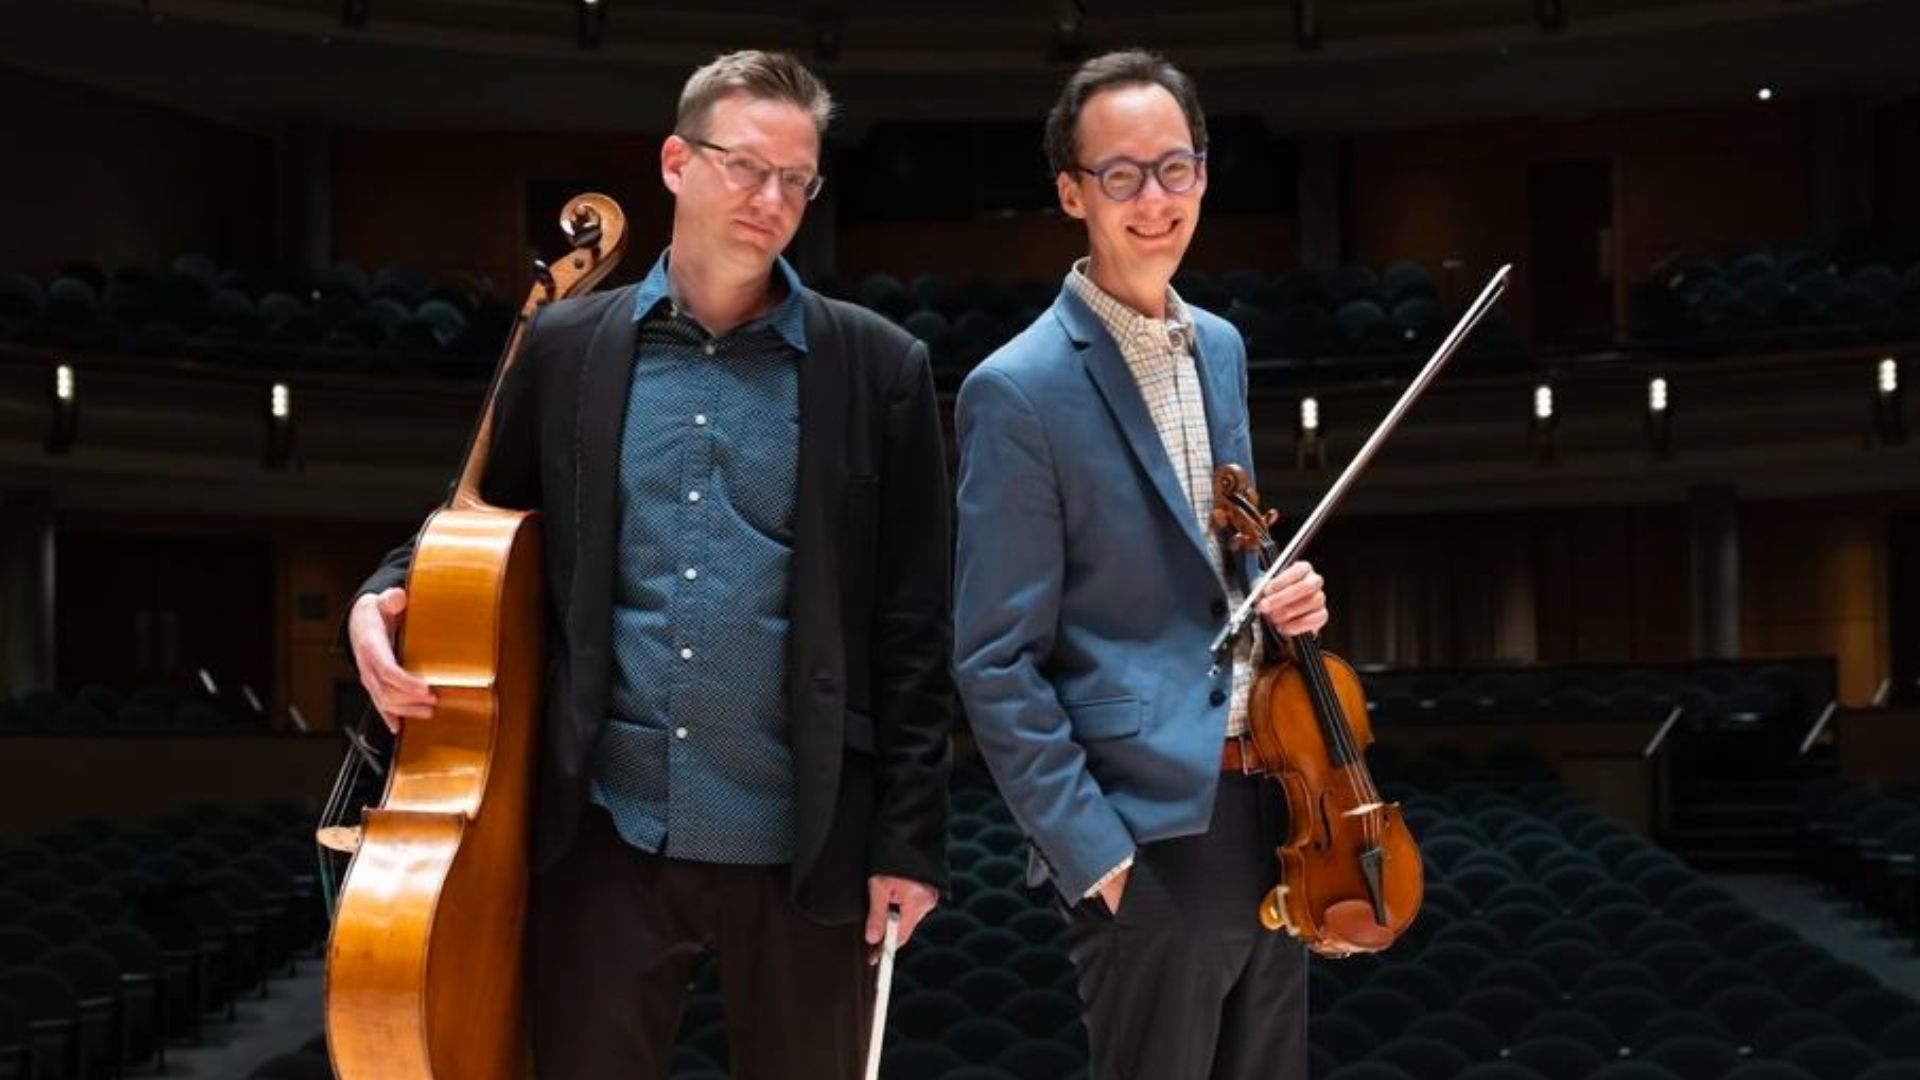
left=862, top=907, right=903, bottom=1080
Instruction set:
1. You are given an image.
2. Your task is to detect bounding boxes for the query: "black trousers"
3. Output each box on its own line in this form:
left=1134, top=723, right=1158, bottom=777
left=1060, top=773, right=1310, bottom=1080
left=529, top=806, right=872, bottom=1079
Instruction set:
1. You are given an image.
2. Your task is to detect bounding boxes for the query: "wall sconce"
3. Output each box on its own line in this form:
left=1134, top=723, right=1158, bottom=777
left=1647, top=375, right=1672, bottom=457
left=1295, top=396, right=1325, bottom=470
left=1529, top=382, right=1557, bottom=465
left=46, top=364, right=76, bottom=454
left=265, top=381, right=297, bottom=469
left=1874, top=356, right=1905, bottom=445
left=577, top=0, right=606, bottom=48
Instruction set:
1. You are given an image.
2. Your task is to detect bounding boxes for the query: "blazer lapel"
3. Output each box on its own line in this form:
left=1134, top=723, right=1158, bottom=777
left=1189, top=318, right=1260, bottom=590
left=787, top=292, right=847, bottom=876
left=568, top=283, right=643, bottom=664
left=1054, top=288, right=1214, bottom=571
left=1190, top=320, right=1241, bottom=484
left=789, top=292, right=844, bottom=657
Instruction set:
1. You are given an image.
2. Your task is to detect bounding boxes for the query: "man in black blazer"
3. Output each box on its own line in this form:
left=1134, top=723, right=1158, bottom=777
left=344, top=50, right=952, bottom=1079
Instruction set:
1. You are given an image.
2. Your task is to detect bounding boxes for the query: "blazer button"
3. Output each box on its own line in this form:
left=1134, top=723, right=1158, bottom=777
left=1210, top=689, right=1227, bottom=707
left=1211, top=599, right=1227, bottom=618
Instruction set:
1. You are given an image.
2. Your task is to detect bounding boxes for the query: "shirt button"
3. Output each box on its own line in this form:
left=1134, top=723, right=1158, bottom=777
left=687, top=490, right=701, bottom=503
left=703, top=342, right=716, bottom=357
left=694, top=414, right=708, bottom=426
left=675, top=727, right=688, bottom=739
left=680, top=647, right=694, bottom=661
left=1210, top=689, right=1228, bottom=707
left=684, top=568, right=698, bottom=581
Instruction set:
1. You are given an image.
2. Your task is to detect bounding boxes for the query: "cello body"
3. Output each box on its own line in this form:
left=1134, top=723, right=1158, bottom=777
left=322, top=194, right=627, bottom=1079
left=325, top=511, right=544, bottom=1079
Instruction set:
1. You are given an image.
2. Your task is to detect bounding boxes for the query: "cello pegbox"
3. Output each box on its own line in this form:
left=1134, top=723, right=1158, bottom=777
left=561, top=205, right=603, bottom=251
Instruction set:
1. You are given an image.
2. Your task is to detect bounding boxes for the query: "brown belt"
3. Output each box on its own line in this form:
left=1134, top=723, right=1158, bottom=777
left=1221, top=735, right=1266, bottom=775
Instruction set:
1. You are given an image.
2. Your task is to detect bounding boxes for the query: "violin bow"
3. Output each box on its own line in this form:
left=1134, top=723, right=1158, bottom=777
left=1210, top=264, right=1513, bottom=672
left=863, top=907, right=903, bottom=1080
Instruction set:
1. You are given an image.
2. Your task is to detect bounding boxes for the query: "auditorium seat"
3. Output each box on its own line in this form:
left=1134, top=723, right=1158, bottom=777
left=1780, top=1034, right=1884, bottom=1080
left=0, top=966, right=81, bottom=1080
left=1591, top=1065, right=1686, bottom=1080
left=993, top=1037, right=1081, bottom=1080
left=1369, top=1034, right=1472, bottom=1078
left=1505, top=1034, right=1609, bottom=1077
left=1458, top=1065, right=1549, bottom=1080
left=1859, top=1064, right=1920, bottom=1080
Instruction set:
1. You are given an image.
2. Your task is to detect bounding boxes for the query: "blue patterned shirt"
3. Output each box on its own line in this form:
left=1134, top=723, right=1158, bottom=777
left=588, top=250, right=807, bottom=864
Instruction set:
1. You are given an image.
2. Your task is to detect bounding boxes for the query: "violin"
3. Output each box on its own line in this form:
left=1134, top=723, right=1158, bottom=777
left=1212, top=464, right=1421, bottom=957
left=1203, top=264, right=1514, bottom=956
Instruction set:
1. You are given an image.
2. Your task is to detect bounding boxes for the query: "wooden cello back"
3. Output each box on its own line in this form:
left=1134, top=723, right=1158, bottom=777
left=322, top=195, right=627, bottom=1079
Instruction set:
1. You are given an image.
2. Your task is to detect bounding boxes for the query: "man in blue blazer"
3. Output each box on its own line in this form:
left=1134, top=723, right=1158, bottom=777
left=953, top=51, right=1330, bottom=1079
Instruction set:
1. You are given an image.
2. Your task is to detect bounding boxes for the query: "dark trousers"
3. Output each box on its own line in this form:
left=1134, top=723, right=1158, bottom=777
left=1060, top=773, right=1310, bottom=1080
left=529, top=806, right=872, bottom=1080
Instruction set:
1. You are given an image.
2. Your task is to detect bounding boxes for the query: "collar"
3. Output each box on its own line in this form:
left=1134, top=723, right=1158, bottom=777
left=1066, top=257, right=1193, bottom=356
left=632, top=248, right=809, bottom=353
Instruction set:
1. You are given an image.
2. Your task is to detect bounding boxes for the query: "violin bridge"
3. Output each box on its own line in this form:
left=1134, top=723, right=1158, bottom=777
left=1359, top=846, right=1389, bottom=928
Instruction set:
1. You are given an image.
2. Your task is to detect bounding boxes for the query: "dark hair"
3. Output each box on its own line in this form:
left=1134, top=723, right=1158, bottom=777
left=1044, top=50, right=1208, bottom=177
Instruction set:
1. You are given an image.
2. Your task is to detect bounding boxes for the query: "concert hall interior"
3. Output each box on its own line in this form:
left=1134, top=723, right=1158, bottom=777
left=3, top=1, right=1920, bottom=1077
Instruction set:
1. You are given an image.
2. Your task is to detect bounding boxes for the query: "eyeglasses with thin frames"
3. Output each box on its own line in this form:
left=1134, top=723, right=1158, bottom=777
left=687, top=137, right=826, bottom=203
left=1074, top=148, right=1206, bottom=202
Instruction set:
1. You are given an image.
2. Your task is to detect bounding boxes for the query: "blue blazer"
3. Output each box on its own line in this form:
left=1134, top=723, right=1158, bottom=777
left=952, top=282, right=1260, bottom=901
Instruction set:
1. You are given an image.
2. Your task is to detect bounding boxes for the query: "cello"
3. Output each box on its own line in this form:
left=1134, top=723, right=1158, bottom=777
left=1207, top=265, right=1511, bottom=956
left=317, top=194, right=628, bottom=1079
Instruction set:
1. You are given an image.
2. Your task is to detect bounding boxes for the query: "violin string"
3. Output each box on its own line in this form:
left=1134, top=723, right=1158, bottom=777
left=1233, top=484, right=1383, bottom=850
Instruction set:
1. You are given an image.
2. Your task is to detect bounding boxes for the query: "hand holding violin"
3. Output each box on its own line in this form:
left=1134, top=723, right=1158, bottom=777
left=1254, top=561, right=1329, bottom=639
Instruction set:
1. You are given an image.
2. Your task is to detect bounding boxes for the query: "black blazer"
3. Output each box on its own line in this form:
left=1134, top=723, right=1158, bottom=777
left=351, top=283, right=954, bottom=923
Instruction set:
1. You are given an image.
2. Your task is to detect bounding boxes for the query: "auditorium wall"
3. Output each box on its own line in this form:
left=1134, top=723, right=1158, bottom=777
left=31, top=484, right=1907, bottom=725
left=1309, top=492, right=1899, bottom=707
left=1347, top=102, right=1810, bottom=337
left=0, top=69, right=273, bottom=277
left=1741, top=494, right=1899, bottom=709
left=330, top=129, right=676, bottom=303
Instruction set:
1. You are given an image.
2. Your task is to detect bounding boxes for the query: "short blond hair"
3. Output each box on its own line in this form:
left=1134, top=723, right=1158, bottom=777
left=676, top=50, right=835, bottom=139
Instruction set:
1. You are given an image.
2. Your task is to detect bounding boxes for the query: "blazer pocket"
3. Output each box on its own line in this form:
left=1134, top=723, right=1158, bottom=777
left=1063, top=695, right=1143, bottom=741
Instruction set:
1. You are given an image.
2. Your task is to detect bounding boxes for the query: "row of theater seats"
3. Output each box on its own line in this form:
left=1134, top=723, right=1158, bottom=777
left=10, top=244, right=1920, bottom=388
left=0, top=255, right=516, bottom=378
left=1, top=254, right=1539, bottom=385
left=609, top=746, right=1920, bottom=1080
left=1628, top=244, right=1920, bottom=349
left=0, top=686, right=271, bottom=732
left=1361, top=661, right=1829, bottom=733
left=1803, top=782, right=1920, bottom=951
left=0, top=801, right=322, bottom=1080
left=814, top=263, right=1533, bottom=378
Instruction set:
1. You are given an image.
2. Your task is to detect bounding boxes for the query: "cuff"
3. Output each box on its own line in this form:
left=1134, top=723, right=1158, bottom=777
left=1082, top=853, right=1136, bottom=900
